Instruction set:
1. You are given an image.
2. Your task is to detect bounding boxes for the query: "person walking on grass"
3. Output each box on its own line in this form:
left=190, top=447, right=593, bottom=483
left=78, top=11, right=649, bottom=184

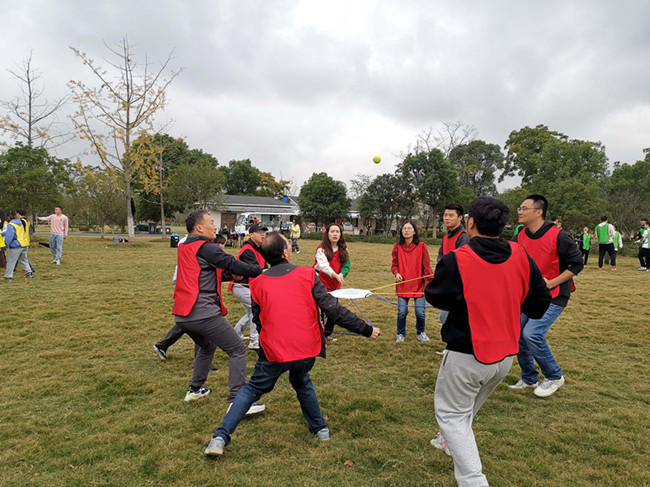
left=172, top=210, right=265, bottom=414
left=289, top=219, right=301, bottom=253
left=510, top=194, right=583, bottom=398
left=391, top=221, right=433, bottom=343
left=595, top=215, right=617, bottom=271
left=35, top=206, right=68, bottom=265
left=580, top=227, right=591, bottom=265
left=204, top=232, right=381, bottom=456
left=314, top=223, right=350, bottom=341
left=635, top=219, right=649, bottom=271
left=229, top=223, right=268, bottom=350
left=425, top=196, right=550, bottom=487
left=2, top=209, right=34, bottom=281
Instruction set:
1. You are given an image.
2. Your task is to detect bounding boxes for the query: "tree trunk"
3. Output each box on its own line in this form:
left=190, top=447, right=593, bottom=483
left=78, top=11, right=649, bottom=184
left=431, top=206, right=438, bottom=239
left=159, top=152, right=166, bottom=239
left=124, top=165, right=135, bottom=240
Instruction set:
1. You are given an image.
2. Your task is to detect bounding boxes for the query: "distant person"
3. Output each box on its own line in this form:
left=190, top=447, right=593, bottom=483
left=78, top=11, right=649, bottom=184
left=230, top=223, right=268, bottom=350
left=580, top=227, right=591, bottom=265
left=613, top=224, right=623, bottom=255
left=204, top=232, right=381, bottom=456
left=314, top=223, right=350, bottom=341
left=513, top=223, right=524, bottom=236
left=36, top=206, right=69, bottom=265
left=391, top=221, right=433, bottom=343
left=550, top=216, right=562, bottom=228
left=635, top=219, right=649, bottom=271
left=172, top=210, right=264, bottom=413
left=289, top=219, right=301, bottom=253
left=425, top=196, right=550, bottom=487
left=595, top=215, right=617, bottom=271
left=2, top=209, right=35, bottom=281
left=634, top=218, right=649, bottom=271
left=0, top=210, right=8, bottom=269
left=510, top=195, right=583, bottom=397
left=366, top=223, right=372, bottom=235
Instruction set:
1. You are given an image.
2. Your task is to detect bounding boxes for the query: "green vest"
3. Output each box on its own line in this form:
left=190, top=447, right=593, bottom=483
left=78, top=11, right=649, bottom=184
left=613, top=231, right=621, bottom=250
left=582, top=233, right=591, bottom=250
left=596, top=223, right=611, bottom=244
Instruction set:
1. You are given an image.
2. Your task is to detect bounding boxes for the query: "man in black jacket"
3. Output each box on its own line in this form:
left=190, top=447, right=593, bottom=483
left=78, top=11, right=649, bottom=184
left=205, top=232, right=381, bottom=456
left=425, top=196, right=551, bottom=487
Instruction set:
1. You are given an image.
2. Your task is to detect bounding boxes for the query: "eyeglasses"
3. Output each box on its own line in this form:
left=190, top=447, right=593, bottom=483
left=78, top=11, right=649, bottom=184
left=517, top=206, right=542, bottom=213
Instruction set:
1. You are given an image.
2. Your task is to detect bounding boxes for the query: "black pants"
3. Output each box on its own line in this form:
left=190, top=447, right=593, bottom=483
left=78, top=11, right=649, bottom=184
left=156, top=324, right=185, bottom=350
left=598, top=243, right=616, bottom=268
left=321, top=297, right=339, bottom=338
left=581, top=248, right=589, bottom=265
left=640, top=248, right=650, bottom=269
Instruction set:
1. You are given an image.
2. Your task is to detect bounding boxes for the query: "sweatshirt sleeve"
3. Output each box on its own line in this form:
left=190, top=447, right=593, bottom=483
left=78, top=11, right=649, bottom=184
left=315, top=247, right=336, bottom=276
left=424, top=254, right=464, bottom=311
left=391, top=243, right=400, bottom=275
left=198, top=242, right=262, bottom=277
left=422, top=243, right=434, bottom=285
left=340, top=255, right=351, bottom=277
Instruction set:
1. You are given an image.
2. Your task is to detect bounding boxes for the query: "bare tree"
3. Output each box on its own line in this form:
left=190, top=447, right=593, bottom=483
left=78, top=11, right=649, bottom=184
left=404, top=121, right=479, bottom=158
left=0, top=50, right=70, bottom=148
left=68, top=37, right=181, bottom=239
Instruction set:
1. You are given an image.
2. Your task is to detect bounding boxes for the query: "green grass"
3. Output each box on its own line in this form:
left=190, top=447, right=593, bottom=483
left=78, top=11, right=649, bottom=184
left=1, top=237, right=648, bottom=486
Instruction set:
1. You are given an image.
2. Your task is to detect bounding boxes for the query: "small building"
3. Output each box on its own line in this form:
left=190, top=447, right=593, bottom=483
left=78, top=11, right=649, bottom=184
left=207, top=194, right=300, bottom=233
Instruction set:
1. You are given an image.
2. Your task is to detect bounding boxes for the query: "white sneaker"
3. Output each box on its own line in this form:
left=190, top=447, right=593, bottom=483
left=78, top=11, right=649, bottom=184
left=430, top=432, right=451, bottom=456
left=55, top=259, right=61, bottom=265
left=248, top=340, right=260, bottom=349
left=395, top=334, right=405, bottom=343
left=417, top=332, right=430, bottom=343
left=508, top=379, right=538, bottom=389
left=184, top=386, right=210, bottom=402
left=226, top=402, right=266, bottom=415
left=204, top=436, right=225, bottom=456
left=534, top=376, right=565, bottom=397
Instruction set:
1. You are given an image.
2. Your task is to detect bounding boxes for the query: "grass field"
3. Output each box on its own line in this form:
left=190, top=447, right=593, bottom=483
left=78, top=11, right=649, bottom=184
left=1, top=237, right=648, bottom=487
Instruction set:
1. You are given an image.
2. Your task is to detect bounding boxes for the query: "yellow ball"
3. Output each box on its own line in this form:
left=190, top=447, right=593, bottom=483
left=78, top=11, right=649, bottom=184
left=373, top=155, right=381, bottom=164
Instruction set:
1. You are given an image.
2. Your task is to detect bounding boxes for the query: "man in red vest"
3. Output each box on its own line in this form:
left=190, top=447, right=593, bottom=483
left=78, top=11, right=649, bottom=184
left=425, top=196, right=550, bottom=487
left=172, top=210, right=265, bottom=413
left=231, top=223, right=268, bottom=350
left=510, top=194, right=583, bottom=398
left=204, top=232, right=382, bottom=456
left=436, top=203, right=470, bottom=332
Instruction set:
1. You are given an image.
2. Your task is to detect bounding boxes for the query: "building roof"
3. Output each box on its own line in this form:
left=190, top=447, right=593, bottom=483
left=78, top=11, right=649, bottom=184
left=215, top=194, right=299, bottom=215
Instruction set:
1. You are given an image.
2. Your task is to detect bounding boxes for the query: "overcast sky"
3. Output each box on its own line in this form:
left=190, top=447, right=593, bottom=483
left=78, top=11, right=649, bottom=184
left=1, top=0, right=649, bottom=193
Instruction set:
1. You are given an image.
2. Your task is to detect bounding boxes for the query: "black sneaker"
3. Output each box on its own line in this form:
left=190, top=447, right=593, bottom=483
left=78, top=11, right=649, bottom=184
left=153, top=345, right=167, bottom=361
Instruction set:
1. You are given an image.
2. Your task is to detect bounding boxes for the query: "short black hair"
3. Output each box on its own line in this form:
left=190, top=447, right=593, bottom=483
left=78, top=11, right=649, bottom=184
left=186, top=210, right=210, bottom=233
left=600, top=215, right=608, bottom=222
left=550, top=215, right=559, bottom=222
left=16, top=209, right=26, bottom=217
left=642, top=218, right=649, bottom=224
left=468, top=196, right=510, bottom=237
left=444, top=203, right=464, bottom=217
left=524, top=194, right=548, bottom=219
left=214, top=234, right=226, bottom=245
left=260, top=231, right=287, bottom=264
left=55, top=205, right=62, bottom=210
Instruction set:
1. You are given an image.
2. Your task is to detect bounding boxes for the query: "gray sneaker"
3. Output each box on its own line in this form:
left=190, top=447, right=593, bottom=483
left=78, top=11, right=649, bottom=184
left=204, top=436, right=225, bottom=456
left=508, top=379, right=538, bottom=389
left=534, top=376, right=565, bottom=397
left=248, top=340, right=260, bottom=350
left=316, top=427, right=330, bottom=441
left=417, top=332, right=430, bottom=343
left=395, top=334, right=405, bottom=343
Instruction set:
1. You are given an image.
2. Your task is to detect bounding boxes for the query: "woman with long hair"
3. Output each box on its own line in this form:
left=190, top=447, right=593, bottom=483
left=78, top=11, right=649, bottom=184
left=314, top=223, right=350, bottom=340
left=391, top=221, right=433, bottom=343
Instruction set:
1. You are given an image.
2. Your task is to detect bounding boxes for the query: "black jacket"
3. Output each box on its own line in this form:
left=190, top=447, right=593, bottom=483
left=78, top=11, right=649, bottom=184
left=425, top=237, right=551, bottom=356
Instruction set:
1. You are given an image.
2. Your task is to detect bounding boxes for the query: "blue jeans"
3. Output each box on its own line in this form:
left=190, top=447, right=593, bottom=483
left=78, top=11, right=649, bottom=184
left=396, top=296, right=426, bottom=335
left=439, top=310, right=449, bottom=325
left=213, top=356, right=326, bottom=444
left=517, top=303, right=564, bottom=383
left=50, top=234, right=64, bottom=261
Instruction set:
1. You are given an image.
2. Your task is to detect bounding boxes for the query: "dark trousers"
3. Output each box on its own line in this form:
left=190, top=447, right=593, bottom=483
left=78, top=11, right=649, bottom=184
left=156, top=324, right=185, bottom=351
left=640, top=248, right=650, bottom=269
left=581, top=248, right=589, bottom=265
left=321, top=297, right=339, bottom=337
left=598, top=243, right=616, bottom=268
left=175, top=314, right=248, bottom=402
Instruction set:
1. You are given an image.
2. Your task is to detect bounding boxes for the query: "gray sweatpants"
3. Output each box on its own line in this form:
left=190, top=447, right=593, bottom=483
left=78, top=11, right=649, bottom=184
left=434, top=350, right=513, bottom=487
left=175, top=314, right=248, bottom=403
left=232, top=284, right=259, bottom=342
left=4, top=247, right=32, bottom=279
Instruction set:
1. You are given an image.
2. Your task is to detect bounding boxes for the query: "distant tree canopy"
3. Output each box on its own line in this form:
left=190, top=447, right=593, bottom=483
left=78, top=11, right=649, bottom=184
left=299, top=172, right=349, bottom=226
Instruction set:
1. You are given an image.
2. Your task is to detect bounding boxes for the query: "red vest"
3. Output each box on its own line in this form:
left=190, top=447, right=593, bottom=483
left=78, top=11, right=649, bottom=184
left=228, top=242, right=266, bottom=292
left=395, top=242, right=427, bottom=298
left=172, top=240, right=227, bottom=317
left=516, top=225, right=563, bottom=298
left=249, top=266, right=323, bottom=363
left=313, top=245, right=343, bottom=292
left=442, top=228, right=467, bottom=255
left=455, top=242, right=530, bottom=364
